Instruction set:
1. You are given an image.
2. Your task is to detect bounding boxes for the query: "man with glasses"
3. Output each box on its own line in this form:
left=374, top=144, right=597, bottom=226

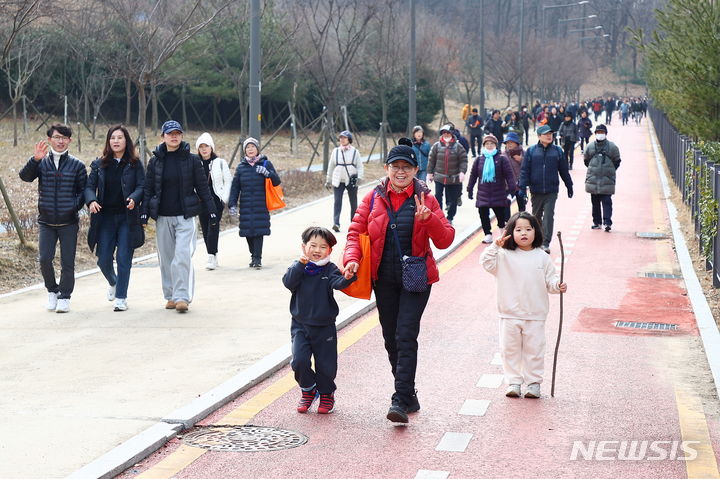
left=20, top=123, right=87, bottom=313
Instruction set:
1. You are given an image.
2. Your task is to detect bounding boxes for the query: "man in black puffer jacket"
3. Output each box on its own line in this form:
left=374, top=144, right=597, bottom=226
left=141, top=120, right=217, bottom=313
left=20, top=123, right=87, bottom=313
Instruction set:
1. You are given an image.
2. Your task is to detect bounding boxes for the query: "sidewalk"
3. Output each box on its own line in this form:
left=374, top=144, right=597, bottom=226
left=0, top=163, right=483, bottom=478
left=113, top=119, right=720, bottom=478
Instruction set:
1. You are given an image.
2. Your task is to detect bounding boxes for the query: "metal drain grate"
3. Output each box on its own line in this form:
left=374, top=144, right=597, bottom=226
left=182, top=425, right=308, bottom=452
left=638, top=272, right=683, bottom=279
left=636, top=232, right=668, bottom=239
left=615, top=321, right=678, bottom=331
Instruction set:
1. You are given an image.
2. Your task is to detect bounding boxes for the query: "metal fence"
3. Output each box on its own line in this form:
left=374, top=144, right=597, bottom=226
left=648, top=104, right=720, bottom=287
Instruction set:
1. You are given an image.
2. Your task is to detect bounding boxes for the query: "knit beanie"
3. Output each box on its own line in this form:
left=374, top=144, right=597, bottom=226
left=243, top=137, right=260, bottom=152
left=196, top=132, right=215, bottom=151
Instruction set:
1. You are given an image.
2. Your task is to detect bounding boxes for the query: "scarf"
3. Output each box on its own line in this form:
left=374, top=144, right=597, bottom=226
left=481, top=148, right=496, bottom=183
left=341, top=144, right=352, bottom=152
left=246, top=155, right=261, bottom=166
left=304, top=256, right=330, bottom=276
left=506, top=147, right=523, bottom=162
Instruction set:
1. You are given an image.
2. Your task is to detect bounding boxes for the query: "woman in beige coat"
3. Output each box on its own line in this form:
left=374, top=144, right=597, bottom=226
left=325, top=130, right=363, bottom=232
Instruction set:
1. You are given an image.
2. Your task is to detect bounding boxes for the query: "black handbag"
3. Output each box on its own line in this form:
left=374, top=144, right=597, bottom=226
left=386, top=206, right=428, bottom=292
left=341, top=149, right=359, bottom=188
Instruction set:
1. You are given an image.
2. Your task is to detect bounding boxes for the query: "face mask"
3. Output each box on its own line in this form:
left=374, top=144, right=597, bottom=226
left=596, top=133, right=606, bottom=141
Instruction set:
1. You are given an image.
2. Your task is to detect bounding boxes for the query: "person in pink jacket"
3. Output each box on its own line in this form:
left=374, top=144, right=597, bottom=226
left=480, top=211, right=567, bottom=399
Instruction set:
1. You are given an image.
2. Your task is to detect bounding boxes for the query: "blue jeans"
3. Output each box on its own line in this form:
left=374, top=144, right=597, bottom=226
left=96, top=212, right=134, bottom=299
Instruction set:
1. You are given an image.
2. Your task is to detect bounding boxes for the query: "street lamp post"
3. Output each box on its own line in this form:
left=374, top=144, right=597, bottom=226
left=408, top=0, right=416, bottom=135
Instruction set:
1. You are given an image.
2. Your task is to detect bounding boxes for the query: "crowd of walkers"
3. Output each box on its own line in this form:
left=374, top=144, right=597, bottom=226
left=20, top=97, right=627, bottom=421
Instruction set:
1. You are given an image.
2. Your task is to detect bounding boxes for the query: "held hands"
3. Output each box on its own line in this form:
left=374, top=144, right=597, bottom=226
left=344, top=261, right=359, bottom=280
left=88, top=201, right=102, bottom=214
left=559, top=282, right=568, bottom=293
left=495, top=235, right=511, bottom=248
left=33, top=140, right=48, bottom=161
left=414, top=192, right=431, bottom=222
left=255, top=165, right=270, bottom=177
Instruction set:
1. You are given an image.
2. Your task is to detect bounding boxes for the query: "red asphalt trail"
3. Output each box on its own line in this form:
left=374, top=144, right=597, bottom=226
left=118, top=120, right=720, bottom=479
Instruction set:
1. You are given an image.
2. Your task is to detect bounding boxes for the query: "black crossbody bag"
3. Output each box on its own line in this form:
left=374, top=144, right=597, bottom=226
left=386, top=205, right=428, bottom=292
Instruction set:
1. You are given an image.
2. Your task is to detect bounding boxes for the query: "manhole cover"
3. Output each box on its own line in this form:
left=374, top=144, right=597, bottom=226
left=636, top=232, right=668, bottom=239
left=615, top=321, right=678, bottom=331
left=638, top=272, right=683, bottom=279
left=182, top=425, right=308, bottom=452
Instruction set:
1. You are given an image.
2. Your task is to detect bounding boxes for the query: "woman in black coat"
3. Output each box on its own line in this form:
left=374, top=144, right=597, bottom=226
left=85, top=125, right=144, bottom=311
left=228, top=137, right=281, bottom=269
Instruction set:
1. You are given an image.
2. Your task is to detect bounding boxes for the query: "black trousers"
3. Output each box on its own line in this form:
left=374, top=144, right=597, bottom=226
left=478, top=206, right=507, bottom=235
left=374, top=279, right=432, bottom=405
left=469, top=134, right=482, bottom=156
left=591, top=194, right=613, bottom=226
left=579, top=136, right=590, bottom=151
left=199, top=196, right=224, bottom=255
left=435, top=183, right=462, bottom=221
left=290, top=319, right=337, bottom=394
left=245, top=236, right=264, bottom=263
left=39, top=223, right=79, bottom=299
left=516, top=192, right=527, bottom=212
left=563, top=141, right=575, bottom=167
left=333, top=182, right=358, bottom=227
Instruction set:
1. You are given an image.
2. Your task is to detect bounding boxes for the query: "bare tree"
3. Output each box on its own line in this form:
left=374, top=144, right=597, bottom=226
left=0, top=0, right=43, bottom=64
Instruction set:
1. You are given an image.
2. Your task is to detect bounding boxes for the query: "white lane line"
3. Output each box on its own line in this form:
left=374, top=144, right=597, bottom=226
left=436, top=432, right=474, bottom=452
left=476, top=374, right=504, bottom=388
left=459, top=399, right=491, bottom=416
left=415, top=470, right=450, bottom=479
left=491, top=352, right=502, bottom=365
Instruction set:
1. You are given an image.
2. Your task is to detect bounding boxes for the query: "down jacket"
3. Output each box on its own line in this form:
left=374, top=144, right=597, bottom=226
left=228, top=156, right=281, bottom=237
left=343, top=178, right=455, bottom=284
left=584, top=140, right=621, bottom=195
left=427, top=138, right=467, bottom=185
left=466, top=152, right=517, bottom=208
left=519, top=142, right=573, bottom=195
left=141, top=141, right=216, bottom=221
left=19, top=152, right=87, bottom=226
left=85, top=158, right=145, bottom=252
left=326, top=146, right=363, bottom=188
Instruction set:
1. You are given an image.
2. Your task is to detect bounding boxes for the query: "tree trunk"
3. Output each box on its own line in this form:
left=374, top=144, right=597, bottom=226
left=150, top=80, right=158, bottom=136
left=137, top=81, right=148, bottom=164
left=125, top=78, right=131, bottom=126
left=181, top=84, right=188, bottom=129
left=12, top=100, right=18, bottom=147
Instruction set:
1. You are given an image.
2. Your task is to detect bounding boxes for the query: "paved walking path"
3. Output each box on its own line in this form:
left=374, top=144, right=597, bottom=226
left=111, top=119, right=720, bottom=479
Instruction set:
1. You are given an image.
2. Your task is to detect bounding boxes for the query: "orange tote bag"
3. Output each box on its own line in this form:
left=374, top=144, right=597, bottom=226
left=265, top=178, right=286, bottom=211
left=342, top=232, right=372, bottom=300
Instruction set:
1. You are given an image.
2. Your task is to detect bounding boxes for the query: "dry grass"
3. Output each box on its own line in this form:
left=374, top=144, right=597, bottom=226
left=0, top=118, right=388, bottom=293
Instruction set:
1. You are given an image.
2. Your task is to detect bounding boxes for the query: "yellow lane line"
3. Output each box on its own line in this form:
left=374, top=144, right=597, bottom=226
left=675, top=387, right=720, bottom=478
left=136, top=231, right=484, bottom=478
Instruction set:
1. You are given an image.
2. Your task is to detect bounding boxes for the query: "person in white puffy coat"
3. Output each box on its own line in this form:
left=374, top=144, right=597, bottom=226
left=196, top=132, right=232, bottom=270
left=325, top=130, right=363, bottom=232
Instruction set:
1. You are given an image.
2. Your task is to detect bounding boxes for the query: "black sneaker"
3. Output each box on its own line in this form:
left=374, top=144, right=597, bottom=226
left=332, top=224, right=340, bottom=232
left=387, top=402, right=408, bottom=423
left=605, top=225, right=611, bottom=232
left=591, top=224, right=601, bottom=230
left=406, top=392, right=420, bottom=413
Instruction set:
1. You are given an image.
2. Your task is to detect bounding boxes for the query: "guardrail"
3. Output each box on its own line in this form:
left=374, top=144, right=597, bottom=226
left=648, top=104, right=720, bottom=288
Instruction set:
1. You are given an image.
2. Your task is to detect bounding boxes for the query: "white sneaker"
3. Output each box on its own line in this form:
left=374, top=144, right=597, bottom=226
left=114, top=298, right=128, bottom=312
left=55, top=298, right=70, bottom=313
left=206, top=254, right=217, bottom=270
left=524, top=383, right=541, bottom=398
left=482, top=234, right=493, bottom=244
left=505, top=384, right=521, bottom=398
left=107, top=285, right=116, bottom=301
left=46, top=292, right=58, bottom=311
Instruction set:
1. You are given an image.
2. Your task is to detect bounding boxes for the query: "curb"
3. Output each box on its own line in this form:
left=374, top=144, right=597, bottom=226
left=66, top=208, right=484, bottom=479
left=648, top=119, right=720, bottom=397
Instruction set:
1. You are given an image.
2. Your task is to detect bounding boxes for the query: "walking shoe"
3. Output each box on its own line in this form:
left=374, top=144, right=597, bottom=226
left=406, top=392, right=420, bottom=413
left=206, top=254, right=217, bottom=270
left=55, top=298, right=70, bottom=313
left=47, top=292, right=59, bottom=311
left=114, top=298, right=128, bottom=312
left=591, top=224, right=601, bottom=230
left=107, top=285, right=116, bottom=301
left=604, top=225, right=612, bottom=232
left=332, top=224, right=340, bottom=232
left=482, top=234, right=493, bottom=244
left=457, top=196, right=463, bottom=207
left=317, top=393, right=335, bottom=414
left=175, top=301, right=189, bottom=313
left=505, top=384, right=521, bottom=398
left=524, top=383, right=541, bottom=398
left=296, top=387, right=318, bottom=413
left=165, top=300, right=176, bottom=309
left=541, top=245, right=551, bottom=254
left=253, top=261, right=262, bottom=270
left=387, top=401, right=409, bottom=423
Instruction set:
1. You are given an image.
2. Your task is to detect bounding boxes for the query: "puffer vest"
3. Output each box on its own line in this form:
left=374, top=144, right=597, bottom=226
left=377, top=197, right=415, bottom=283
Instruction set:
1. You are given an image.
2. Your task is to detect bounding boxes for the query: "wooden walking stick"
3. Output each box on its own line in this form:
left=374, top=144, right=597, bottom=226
left=551, top=231, right=565, bottom=398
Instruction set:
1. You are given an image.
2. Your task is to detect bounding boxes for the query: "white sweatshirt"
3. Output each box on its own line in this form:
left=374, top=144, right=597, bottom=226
left=480, top=243, right=562, bottom=321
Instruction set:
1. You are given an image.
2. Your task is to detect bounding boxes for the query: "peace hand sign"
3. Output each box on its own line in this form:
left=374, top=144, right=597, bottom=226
left=495, top=235, right=511, bottom=247
left=414, top=192, right=431, bottom=222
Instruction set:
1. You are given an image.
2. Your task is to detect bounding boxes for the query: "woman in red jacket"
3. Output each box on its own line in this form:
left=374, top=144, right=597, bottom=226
left=344, top=139, right=455, bottom=424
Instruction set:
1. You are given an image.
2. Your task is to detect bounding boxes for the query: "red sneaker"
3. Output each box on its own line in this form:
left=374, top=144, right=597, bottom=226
left=317, top=393, right=335, bottom=414
left=297, top=388, right=318, bottom=413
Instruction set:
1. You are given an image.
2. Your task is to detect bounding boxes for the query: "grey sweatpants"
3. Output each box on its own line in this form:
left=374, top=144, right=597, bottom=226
left=530, top=192, right=558, bottom=248
left=156, top=215, right=197, bottom=302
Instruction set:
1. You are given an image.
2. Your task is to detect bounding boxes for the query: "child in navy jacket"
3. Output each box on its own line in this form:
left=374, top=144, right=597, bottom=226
left=282, top=226, right=356, bottom=414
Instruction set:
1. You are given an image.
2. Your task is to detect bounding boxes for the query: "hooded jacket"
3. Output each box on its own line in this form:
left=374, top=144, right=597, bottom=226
left=343, top=178, right=455, bottom=284
left=141, top=141, right=216, bottom=222
left=19, top=152, right=87, bottom=226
